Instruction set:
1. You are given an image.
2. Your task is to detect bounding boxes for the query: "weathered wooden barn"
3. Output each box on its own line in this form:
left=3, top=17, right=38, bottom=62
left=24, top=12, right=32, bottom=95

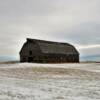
left=19, top=38, right=79, bottom=63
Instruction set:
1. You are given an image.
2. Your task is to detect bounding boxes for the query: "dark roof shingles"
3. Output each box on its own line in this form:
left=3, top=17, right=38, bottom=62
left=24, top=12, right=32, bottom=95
left=27, top=38, right=79, bottom=54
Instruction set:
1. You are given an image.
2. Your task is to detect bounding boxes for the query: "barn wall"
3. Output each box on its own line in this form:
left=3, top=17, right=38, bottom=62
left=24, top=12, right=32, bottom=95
left=24, top=54, right=79, bottom=63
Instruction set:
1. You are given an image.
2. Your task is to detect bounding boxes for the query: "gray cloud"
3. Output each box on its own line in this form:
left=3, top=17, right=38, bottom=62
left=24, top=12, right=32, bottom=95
left=0, top=0, right=100, bottom=61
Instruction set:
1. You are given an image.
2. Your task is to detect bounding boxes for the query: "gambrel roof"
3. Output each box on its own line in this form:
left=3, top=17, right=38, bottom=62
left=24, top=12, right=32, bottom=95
left=26, top=38, right=79, bottom=55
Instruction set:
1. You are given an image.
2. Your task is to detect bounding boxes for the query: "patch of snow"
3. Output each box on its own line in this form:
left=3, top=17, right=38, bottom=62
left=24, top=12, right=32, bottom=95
left=0, top=63, right=100, bottom=100
left=0, top=76, right=100, bottom=100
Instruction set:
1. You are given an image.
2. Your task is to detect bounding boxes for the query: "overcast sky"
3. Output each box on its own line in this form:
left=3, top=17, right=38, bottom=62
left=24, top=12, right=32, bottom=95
left=0, top=0, right=100, bottom=61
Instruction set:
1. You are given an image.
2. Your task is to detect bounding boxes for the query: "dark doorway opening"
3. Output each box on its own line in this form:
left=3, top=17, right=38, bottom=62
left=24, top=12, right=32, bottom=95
left=28, top=57, right=33, bottom=62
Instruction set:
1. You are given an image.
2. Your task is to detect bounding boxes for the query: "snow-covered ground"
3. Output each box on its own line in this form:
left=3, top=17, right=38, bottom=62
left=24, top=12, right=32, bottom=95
left=0, top=63, right=100, bottom=100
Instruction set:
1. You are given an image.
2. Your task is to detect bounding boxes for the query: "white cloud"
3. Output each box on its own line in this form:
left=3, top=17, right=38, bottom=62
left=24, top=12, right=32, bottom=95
left=78, top=44, right=100, bottom=49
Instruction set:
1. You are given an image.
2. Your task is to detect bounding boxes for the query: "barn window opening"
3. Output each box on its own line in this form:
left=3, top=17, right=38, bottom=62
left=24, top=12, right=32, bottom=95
left=29, top=50, right=32, bottom=55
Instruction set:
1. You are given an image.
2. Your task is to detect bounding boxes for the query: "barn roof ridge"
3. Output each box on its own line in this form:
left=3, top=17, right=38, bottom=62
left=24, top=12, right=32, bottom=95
left=27, top=38, right=72, bottom=46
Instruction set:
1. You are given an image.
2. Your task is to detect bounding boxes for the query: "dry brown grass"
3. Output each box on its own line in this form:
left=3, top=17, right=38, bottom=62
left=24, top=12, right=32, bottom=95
left=0, top=67, right=100, bottom=80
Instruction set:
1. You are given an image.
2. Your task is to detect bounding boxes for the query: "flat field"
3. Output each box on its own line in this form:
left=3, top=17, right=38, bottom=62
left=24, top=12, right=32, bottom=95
left=0, top=63, right=100, bottom=100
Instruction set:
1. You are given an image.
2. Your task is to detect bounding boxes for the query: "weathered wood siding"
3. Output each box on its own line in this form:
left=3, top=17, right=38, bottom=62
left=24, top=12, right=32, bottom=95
left=20, top=41, right=42, bottom=62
